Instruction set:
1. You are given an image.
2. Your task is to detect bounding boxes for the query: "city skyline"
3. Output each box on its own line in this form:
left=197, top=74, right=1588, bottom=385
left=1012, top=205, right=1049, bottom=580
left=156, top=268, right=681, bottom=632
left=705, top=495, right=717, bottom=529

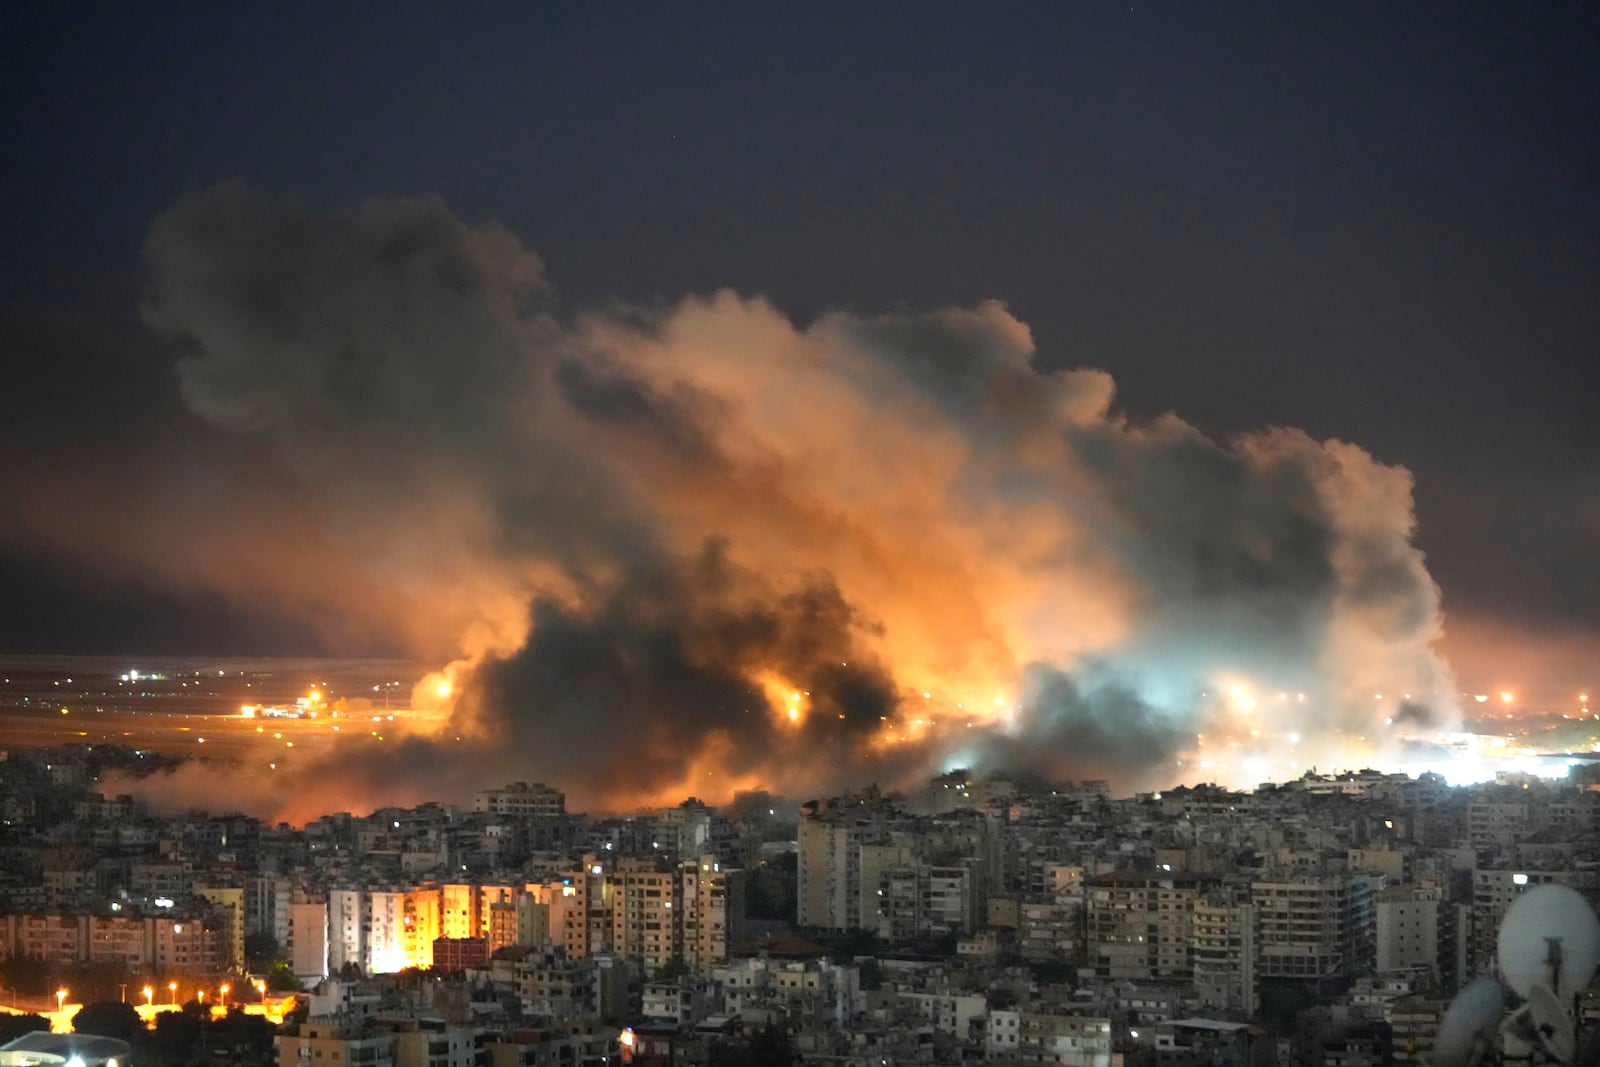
left=2, top=7, right=1598, bottom=811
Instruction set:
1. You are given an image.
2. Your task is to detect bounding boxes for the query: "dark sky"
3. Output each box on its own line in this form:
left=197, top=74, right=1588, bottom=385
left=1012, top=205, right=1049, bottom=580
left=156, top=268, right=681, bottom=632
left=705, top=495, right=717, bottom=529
left=2, top=3, right=1597, bottom=683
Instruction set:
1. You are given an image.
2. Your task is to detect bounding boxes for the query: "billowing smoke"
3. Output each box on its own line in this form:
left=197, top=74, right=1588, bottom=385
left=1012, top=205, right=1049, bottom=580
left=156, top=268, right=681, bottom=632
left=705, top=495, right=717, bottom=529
left=68, top=182, right=1459, bottom=816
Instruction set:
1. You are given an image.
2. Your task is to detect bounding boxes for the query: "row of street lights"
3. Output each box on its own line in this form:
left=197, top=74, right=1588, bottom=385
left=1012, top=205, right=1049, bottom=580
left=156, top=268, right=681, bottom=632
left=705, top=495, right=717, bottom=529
left=18, top=979, right=265, bottom=1017
left=38, top=978, right=269, bottom=1015
left=138, top=979, right=266, bottom=1007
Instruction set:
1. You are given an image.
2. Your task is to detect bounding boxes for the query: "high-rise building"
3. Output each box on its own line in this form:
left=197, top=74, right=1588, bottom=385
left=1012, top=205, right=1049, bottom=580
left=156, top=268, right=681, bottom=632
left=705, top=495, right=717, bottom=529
left=286, top=901, right=328, bottom=981
left=1375, top=885, right=1439, bottom=978
left=192, top=884, right=246, bottom=971
left=327, top=889, right=366, bottom=975
left=679, top=855, right=744, bottom=971
left=1253, top=871, right=1376, bottom=986
left=607, top=858, right=678, bottom=974
left=796, top=792, right=899, bottom=930
left=1087, top=872, right=1215, bottom=980
left=1192, top=890, right=1258, bottom=1015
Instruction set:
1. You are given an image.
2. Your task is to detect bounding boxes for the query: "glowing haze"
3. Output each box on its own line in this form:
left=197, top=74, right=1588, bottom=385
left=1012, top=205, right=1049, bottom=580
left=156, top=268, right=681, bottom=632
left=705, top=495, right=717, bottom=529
left=71, top=184, right=1460, bottom=817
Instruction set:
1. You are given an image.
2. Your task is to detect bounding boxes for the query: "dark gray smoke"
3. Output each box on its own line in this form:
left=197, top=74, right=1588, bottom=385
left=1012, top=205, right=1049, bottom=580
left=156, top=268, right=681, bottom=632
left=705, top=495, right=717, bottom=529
left=26, top=182, right=1459, bottom=817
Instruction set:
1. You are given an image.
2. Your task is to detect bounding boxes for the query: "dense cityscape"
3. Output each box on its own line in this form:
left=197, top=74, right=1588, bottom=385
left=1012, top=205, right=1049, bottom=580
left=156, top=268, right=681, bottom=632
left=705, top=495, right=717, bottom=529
left=2, top=728, right=1600, bottom=1065
left=6, top=5, right=1599, bottom=1067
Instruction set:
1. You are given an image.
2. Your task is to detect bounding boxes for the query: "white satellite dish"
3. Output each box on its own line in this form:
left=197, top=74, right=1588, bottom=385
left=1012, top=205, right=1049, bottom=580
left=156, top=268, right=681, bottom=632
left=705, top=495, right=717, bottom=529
left=1498, top=884, right=1600, bottom=1000
left=1435, top=976, right=1506, bottom=1067
left=1510, top=981, right=1579, bottom=1064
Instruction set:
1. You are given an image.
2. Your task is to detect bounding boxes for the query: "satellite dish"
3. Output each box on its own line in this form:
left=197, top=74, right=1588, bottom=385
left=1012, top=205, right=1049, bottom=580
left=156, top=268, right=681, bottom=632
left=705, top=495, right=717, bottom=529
left=1435, top=976, right=1506, bottom=1067
left=1512, top=981, right=1578, bottom=1064
left=1498, top=884, right=1600, bottom=999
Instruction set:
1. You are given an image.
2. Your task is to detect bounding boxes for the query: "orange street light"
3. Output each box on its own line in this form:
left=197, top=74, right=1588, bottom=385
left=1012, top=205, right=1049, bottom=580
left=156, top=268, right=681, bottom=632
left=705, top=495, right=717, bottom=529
left=219, top=983, right=230, bottom=1002
left=56, top=989, right=67, bottom=1012
left=168, top=981, right=178, bottom=1006
left=143, top=986, right=154, bottom=1006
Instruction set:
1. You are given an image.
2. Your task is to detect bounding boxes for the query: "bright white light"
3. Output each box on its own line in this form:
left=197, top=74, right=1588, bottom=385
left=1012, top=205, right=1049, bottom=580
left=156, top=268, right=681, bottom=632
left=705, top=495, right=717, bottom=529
left=1513, top=873, right=1529, bottom=886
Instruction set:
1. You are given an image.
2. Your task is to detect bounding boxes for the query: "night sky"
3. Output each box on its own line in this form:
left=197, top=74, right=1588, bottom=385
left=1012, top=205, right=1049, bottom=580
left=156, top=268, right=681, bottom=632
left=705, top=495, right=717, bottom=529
left=3, top=3, right=1598, bottom=695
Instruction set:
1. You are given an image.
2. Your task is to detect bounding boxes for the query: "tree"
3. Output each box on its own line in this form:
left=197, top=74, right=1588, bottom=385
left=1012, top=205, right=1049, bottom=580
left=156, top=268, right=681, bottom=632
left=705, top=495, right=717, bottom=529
left=211, top=1008, right=277, bottom=1060
left=153, top=1008, right=202, bottom=1063
left=0, top=953, right=51, bottom=996
left=269, top=959, right=306, bottom=991
left=64, top=959, right=130, bottom=1005
left=654, top=957, right=691, bottom=982
left=72, top=1000, right=142, bottom=1041
left=745, top=854, right=797, bottom=921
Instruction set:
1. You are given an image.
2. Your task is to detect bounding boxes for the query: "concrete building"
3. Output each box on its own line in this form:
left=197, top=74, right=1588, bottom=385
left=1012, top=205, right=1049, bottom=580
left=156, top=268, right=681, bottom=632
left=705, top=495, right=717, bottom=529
left=607, top=858, right=678, bottom=974
left=678, top=855, right=744, bottom=971
left=796, top=791, right=900, bottom=930
left=474, top=782, right=565, bottom=818
left=1087, top=873, right=1215, bottom=980
left=192, top=884, right=246, bottom=971
left=286, top=901, right=329, bottom=981
left=1375, top=885, right=1438, bottom=978
left=1191, top=893, right=1257, bottom=1015
left=0, top=910, right=231, bottom=974
left=1017, top=898, right=1082, bottom=961
left=1253, top=871, right=1376, bottom=986
left=275, top=1017, right=476, bottom=1067
left=328, top=889, right=367, bottom=975
left=1017, top=1007, right=1115, bottom=1066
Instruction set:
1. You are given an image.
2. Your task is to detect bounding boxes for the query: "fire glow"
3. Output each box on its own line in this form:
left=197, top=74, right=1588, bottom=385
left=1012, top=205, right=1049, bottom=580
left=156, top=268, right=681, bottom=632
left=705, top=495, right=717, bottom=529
left=82, top=183, right=1478, bottom=817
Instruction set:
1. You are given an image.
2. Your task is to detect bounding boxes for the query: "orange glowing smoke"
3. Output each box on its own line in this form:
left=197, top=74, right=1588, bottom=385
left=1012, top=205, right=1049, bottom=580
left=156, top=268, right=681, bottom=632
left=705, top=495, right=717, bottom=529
left=27, top=184, right=1472, bottom=817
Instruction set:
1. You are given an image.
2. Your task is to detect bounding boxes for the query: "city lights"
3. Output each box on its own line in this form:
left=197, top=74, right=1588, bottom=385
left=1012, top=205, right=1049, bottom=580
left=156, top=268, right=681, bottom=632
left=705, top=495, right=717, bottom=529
left=0, top=14, right=1593, bottom=1065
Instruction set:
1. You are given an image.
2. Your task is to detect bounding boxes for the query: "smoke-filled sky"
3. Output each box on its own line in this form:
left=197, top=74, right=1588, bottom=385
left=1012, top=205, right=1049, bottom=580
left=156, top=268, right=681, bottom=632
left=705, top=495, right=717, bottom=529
left=1, top=5, right=1598, bottom=810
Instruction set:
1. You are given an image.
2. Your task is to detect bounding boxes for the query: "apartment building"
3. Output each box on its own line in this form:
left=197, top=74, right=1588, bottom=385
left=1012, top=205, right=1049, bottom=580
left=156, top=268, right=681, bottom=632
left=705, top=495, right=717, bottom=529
left=474, top=782, right=566, bottom=818
left=1086, top=872, right=1215, bottom=980
left=1252, top=870, right=1376, bottom=986
left=1191, top=892, right=1258, bottom=1015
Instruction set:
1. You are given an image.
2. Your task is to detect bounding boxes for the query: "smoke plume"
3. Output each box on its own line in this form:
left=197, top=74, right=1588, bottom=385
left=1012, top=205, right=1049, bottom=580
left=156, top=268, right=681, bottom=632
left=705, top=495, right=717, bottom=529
left=56, top=183, right=1462, bottom=816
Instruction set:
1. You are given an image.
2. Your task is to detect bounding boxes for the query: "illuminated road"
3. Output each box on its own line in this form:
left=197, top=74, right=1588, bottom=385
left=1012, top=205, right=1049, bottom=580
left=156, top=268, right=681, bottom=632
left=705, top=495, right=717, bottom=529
left=0, top=654, right=426, bottom=764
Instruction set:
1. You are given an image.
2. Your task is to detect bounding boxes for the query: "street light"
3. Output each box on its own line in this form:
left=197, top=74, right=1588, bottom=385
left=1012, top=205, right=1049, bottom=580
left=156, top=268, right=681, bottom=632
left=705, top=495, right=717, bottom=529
left=168, top=981, right=177, bottom=1006
left=56, top=988, right=67, bottom=1013
left=255, top=979, right=266, bottom=998
left=143, top=986, right=154, bottom=1007
left=219, top=983, right=230, bottom=1005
